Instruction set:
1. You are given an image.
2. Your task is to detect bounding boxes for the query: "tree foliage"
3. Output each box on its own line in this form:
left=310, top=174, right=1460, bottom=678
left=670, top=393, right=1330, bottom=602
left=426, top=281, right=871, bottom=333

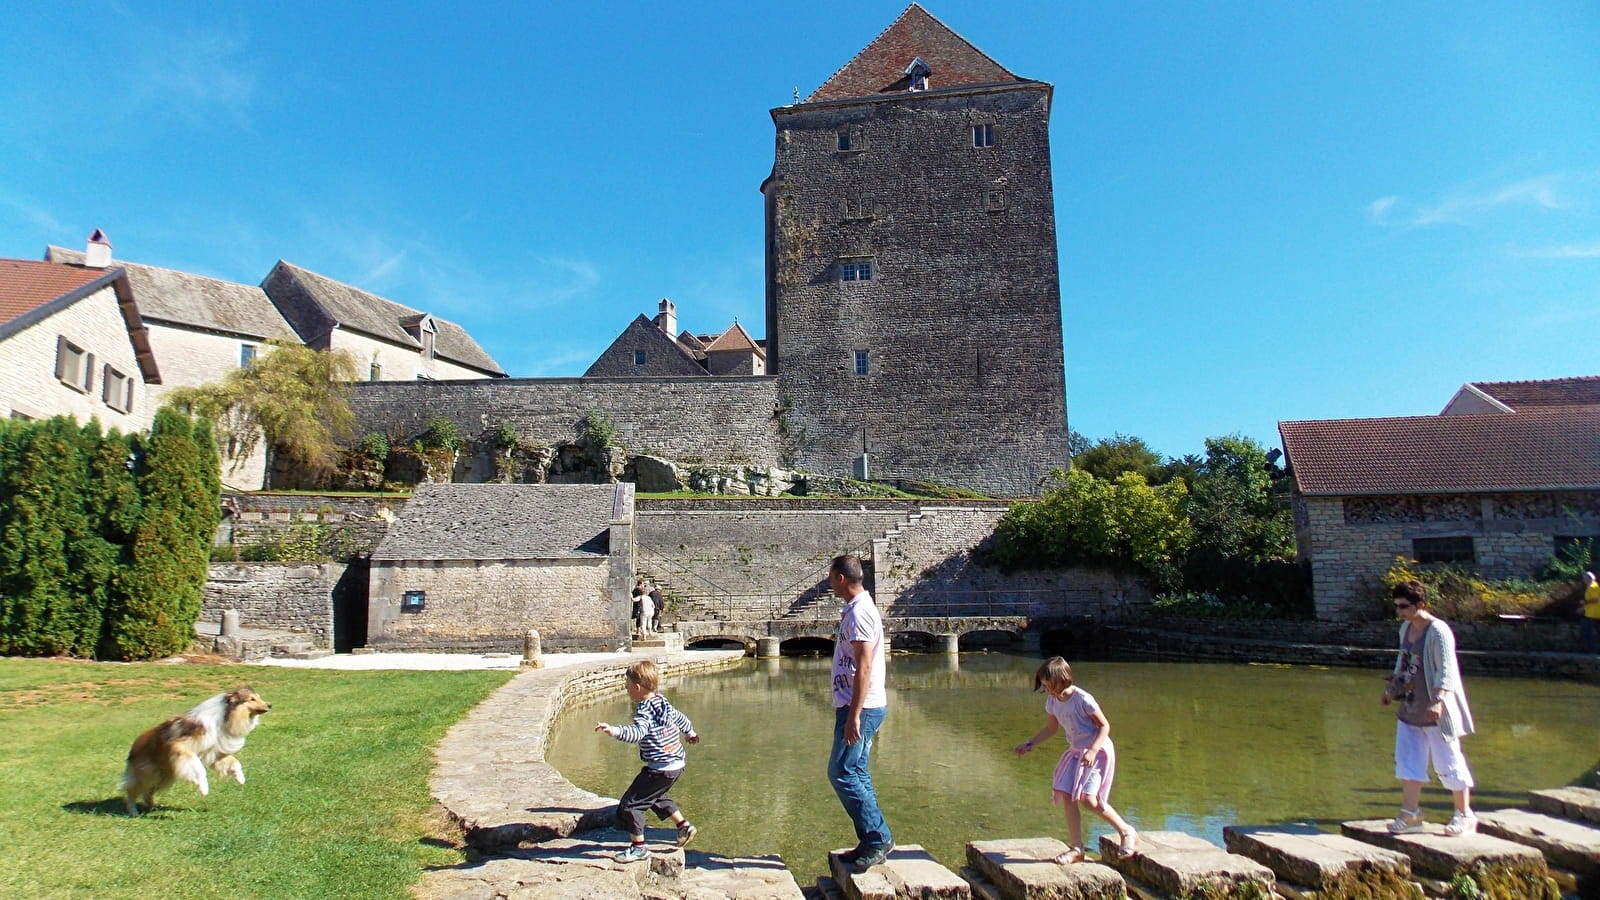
left=166, top=339, right=358, bottom=478
left=0, top=411, right=219, bottom=660
left=1072, top=433, right=1165, bottom=484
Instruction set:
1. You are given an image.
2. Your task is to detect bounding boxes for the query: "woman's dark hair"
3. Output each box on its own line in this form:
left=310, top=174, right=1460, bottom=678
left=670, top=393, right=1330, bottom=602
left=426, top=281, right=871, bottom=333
left=1392, top=579, right=1429, bottom=607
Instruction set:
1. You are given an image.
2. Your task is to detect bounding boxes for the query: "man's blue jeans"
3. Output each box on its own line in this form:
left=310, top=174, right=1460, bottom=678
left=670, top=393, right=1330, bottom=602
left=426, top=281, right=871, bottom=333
left=828, top=705, right=891, bottom=851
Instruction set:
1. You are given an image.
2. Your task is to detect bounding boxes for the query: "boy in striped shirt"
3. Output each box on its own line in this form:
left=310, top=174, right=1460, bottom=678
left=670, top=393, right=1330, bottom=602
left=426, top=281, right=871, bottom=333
left=595, top=659, right=699, bottom=861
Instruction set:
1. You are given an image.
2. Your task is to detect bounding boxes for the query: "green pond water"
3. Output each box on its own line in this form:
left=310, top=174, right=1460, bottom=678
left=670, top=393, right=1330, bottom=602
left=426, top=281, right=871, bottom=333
left=546, top=652, right=1600, bottom=878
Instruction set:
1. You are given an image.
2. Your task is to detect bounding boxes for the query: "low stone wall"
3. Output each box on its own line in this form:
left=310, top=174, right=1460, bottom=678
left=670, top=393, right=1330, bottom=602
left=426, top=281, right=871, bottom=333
left=218, top=492, right=405, bottom=560
left=203, top=563, right=342, bottom=648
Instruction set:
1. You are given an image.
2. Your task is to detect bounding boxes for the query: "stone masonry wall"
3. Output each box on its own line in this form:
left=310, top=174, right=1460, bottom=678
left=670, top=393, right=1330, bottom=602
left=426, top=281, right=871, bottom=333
left=203, top=563, right=340, bottom=647
left=218, top=492, right=404, bottom=560
left=766, top=83, right=1069, bottom=497
left=1302, top=491, right=1600, bottom=619
left=368, top=558, right=617, bottom=652
left=874, top=505, right=1150, bottom=618
left=346, top=376, right=783, bottom=468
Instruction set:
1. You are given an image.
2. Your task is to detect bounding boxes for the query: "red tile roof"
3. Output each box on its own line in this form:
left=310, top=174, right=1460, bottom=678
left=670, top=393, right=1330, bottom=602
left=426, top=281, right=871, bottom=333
left=0, top=259, right=117, bottom=326
left=704, top=321, right=763, bottom=355
left=805, top=4, right=1025, bottom=103
left=1469, top=376, right=1600, bottom=410
left=1279, top=407, right=1600, bottom=496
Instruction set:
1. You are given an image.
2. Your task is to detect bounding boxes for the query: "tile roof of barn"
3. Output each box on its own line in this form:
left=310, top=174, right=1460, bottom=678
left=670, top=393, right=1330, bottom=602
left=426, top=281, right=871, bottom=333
left=1278, top=407, right=1600, bottom=496
left=371, top=483, right=633, bottom=561
left=263, top=261, right=506, bottom=376
left=1468, top=376, right=1600, bottom=410
left=47, top=245, right=297, bottom=341
left=703, top=320, right=764, bottom=355
left=805, top=4, right=1028, bottom=103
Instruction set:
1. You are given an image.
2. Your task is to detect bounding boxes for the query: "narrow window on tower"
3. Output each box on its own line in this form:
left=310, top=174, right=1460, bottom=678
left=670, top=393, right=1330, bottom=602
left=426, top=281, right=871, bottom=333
left=634, top=350, right=647, bottom=365
left=836, top=126, right=865, bottom=152
left=840, top=257, right=875, bottom=282
left=972, top=124, right=996, bottom=148
left=854, top=349, right=870, bottom=376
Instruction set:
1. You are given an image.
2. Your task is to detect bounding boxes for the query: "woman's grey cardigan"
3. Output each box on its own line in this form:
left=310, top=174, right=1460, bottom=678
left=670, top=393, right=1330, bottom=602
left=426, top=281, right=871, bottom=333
left=1392, top=618, right=1475, bottom=741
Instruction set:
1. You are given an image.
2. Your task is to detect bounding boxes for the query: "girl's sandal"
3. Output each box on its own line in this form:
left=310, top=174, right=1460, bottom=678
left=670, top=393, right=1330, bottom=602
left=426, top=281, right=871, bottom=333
left=1117, top=830, right=1140, bottom=858
left=1052, top=847, right=1085, bottom=865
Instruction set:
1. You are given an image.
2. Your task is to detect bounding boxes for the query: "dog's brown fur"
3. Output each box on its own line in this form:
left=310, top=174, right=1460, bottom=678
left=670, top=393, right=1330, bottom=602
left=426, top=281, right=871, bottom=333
left=120, top=686, right=271, bottom=815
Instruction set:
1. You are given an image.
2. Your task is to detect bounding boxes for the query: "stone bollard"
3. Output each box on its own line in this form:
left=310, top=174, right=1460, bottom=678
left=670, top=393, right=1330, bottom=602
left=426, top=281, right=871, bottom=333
left=523, top=629, right=544, bottom=668
left=934, top=633, right=960, bottom=654
left=221, top=609, right=241, bottom=638
left=756, top=636, right=781, bottom=658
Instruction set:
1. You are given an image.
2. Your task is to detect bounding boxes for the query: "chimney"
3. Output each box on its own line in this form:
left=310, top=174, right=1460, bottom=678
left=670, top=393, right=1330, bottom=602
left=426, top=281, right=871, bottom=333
left=84, top=229, right=112, bottom=268
left=655, top=298, right=677, bottom=335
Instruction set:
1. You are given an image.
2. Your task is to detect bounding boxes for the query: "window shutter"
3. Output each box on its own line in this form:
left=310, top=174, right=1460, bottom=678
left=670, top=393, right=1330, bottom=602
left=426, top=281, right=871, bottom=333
left=102, top=364, right=112, bottom=402
left=84, top=353, right=96, bottom=390
left=55, top=335, right=67, bottom=380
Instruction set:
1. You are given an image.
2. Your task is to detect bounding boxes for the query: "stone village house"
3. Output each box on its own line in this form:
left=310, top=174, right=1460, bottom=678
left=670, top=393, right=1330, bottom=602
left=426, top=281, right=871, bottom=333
left=1279, top=377, right=1600, bottom=619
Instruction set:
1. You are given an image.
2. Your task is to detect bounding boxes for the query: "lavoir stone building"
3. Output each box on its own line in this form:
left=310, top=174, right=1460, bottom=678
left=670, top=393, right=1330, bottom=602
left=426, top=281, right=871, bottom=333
left=347, top=4, right=1070, bottom=497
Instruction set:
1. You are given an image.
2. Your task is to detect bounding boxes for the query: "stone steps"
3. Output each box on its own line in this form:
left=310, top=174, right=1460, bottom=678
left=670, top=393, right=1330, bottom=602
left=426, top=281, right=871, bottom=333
left=631, top=633, right=684, bottom=652
left=1340, top=818, right=1558, bottom=899
left=1222, top=824, right=1418, bottom=898
left=825, top=844, right=970, bottom=900
left=962, top=838, right=1125, bottom=900
left=1530, top=785, right=1600, bottom=826
left=1097, top=831, right=1276, bottom=899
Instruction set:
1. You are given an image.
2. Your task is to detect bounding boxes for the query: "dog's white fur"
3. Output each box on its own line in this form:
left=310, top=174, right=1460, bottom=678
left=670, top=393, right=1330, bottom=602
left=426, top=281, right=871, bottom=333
left=120, top=686, right=271, bottom=815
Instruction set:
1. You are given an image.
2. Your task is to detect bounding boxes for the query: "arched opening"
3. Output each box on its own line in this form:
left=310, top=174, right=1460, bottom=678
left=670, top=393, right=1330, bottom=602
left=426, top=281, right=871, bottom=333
left=686, top=637, right=749, bottom=652
left=780, top=636, right=834, bottom=657
left=1037, top=627, right=1081, bottom=658
left=959, top=629, right=1021, bottom=651
left=887, top=630, right=935, bottom=651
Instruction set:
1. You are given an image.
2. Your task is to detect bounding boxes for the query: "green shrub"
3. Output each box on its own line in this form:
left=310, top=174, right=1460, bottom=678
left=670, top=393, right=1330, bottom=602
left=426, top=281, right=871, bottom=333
left=1382, top=557, right=1568, bottom=621
left=579, top=410, right=616, bottom=449
left=416, top=416, right=462, bottom=452
left=357, top=432, right=390, bottom=462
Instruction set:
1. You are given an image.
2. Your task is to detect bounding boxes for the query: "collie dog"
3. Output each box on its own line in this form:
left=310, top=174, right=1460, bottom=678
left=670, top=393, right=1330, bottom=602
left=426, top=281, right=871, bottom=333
left=120, top=686, right=271, bottom=815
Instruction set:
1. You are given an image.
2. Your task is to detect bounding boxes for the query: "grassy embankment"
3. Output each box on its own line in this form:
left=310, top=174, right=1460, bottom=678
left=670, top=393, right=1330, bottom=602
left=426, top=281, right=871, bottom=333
left=0, top=658, right=513, bottom=898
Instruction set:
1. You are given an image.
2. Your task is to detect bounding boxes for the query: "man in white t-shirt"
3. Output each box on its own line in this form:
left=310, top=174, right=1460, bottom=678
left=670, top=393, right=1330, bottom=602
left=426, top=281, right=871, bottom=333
left=826, top=554, right=893, bottom=872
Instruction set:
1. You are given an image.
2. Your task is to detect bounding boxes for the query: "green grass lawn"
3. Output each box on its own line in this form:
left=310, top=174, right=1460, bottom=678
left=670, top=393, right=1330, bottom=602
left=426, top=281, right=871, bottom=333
left=0, top=658, right=514, bottom=898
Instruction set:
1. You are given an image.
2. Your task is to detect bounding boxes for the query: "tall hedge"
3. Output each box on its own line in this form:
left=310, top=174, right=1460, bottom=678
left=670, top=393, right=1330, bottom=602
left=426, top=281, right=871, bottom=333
left=0, top=410, right=220, bottom=660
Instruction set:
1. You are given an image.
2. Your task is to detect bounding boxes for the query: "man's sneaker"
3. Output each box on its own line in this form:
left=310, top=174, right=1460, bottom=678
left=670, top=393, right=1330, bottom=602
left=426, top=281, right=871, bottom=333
left=850, top=842, right=894, bottom=872
left=615, top=843, right=649, bottom=863
left=676, top=822, right=698, bottom=847
left=1387, top=809, right=1425, bottom=834
left=837, top=847, right=864, bottom=865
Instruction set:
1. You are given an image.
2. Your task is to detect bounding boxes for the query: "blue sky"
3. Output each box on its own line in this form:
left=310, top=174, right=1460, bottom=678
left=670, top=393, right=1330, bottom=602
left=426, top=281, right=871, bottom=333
left=3, top=2, right=1597, bottom=461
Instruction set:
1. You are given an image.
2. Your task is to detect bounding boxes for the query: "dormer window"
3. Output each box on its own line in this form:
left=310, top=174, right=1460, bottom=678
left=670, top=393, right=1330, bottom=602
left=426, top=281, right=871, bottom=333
left=905, top=57, right=930, bottom=92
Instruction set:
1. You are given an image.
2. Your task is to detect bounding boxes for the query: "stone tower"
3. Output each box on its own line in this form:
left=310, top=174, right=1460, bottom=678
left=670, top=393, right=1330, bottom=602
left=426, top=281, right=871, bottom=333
left=763, top=4, right=1069, bottom=497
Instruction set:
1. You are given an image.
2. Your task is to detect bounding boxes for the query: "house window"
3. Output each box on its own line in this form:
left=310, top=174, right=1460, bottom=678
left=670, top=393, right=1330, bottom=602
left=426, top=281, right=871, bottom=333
left=836, top=126, right=865, bottom=152
left=837, top=131, right=853, bottom=151
left=634, top=350, right=647, bottom=365
left=54, top=337, right=93, bottom=393
left=984, top=190, right=1007, bottom=212
left=842, top=197, right=874, bottom=220
left=840, top=258, right=874, bottom=282
left=370, top=361, right=382, bottom=381
left=102, top=365, right=133, bottom=413
left=401, top=590, right=426, bottom=613
left=240, top=344, right=258, bottom=368
left=972, top=124, right=995, bottom=148
left=1413, top=536, right=1475, bottom=564
left=854, top=350, right=870, bottom=376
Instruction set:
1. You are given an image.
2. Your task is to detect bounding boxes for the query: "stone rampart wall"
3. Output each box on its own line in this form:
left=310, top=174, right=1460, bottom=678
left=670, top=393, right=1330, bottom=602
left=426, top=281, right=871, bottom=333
left=346, top=376, right=783, bottom=468
left=203, top=563, right=341, bottom=647
left=218, top=492, right=405, bottom=560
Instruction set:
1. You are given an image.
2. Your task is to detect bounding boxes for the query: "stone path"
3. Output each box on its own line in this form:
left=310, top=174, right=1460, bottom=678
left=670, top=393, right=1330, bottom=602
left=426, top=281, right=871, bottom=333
left=414, top=649, right=1600, bottom=898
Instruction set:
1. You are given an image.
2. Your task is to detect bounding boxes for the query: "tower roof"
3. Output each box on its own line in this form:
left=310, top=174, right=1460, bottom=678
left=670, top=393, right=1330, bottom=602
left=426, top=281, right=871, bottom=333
left=805, top=4, right=1026, bottom=103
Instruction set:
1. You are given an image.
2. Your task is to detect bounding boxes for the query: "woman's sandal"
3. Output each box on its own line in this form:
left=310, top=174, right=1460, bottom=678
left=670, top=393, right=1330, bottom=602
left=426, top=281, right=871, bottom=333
left=1052, top=847, right=1085, bottom=865
left=1117, top=830, right=1140, bottom=858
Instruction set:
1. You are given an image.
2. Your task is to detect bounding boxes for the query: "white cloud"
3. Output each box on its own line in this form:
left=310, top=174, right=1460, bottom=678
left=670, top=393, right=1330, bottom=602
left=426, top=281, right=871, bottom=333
left=1368, top=170, right=1599, bottom=228
left=1508, top=241, right=1600, bottom=259
left=122, top=26, right=257, bottom=127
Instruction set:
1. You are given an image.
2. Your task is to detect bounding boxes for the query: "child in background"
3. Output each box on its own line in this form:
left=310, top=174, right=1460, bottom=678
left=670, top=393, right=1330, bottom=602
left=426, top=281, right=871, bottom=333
left=596, top=659, right=699, bottom=861
left=1014, top=656, right=1139, bottom=864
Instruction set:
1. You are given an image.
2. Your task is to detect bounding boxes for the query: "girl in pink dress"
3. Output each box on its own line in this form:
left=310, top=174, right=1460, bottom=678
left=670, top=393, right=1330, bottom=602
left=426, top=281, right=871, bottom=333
left=1014, top=656, right=1139, bottom=864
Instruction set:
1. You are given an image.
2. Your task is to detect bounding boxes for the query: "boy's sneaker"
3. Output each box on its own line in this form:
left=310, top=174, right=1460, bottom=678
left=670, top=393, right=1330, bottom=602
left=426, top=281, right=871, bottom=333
left=614, top=843, right=649, bottom=863
left=850, top=842, right=894, bottom=873
left=676, top=822, right=698, bottom=847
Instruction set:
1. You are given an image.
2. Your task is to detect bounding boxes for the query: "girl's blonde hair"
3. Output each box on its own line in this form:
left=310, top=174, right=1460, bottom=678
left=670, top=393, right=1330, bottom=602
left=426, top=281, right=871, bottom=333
left=626, top=659, right=660, bottom=692
left=1032, top=656, right=1073, bottom=693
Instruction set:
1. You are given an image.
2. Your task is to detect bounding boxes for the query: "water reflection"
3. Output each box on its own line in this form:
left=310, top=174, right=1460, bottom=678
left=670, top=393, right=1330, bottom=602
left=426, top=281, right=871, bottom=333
left=546, top=653, right=1600, bottom=879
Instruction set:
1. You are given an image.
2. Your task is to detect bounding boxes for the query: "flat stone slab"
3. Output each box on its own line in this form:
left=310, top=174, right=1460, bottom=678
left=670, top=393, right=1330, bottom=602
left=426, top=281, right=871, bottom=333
left=417, top=838, right=803, bottom=900
left=1098, top=830, right=1274, bottom=899
left=1222, top=824, right=1412, bottom=894
left=828, top=844, right=970, bottom=900
left=1529, top=786, right=1600, bottom=826
left=1477, top=808, right=1600, bottom=876
left=964, top=838, right=1125, bottom=900
left=1340, top=818, right=1557, bottom=898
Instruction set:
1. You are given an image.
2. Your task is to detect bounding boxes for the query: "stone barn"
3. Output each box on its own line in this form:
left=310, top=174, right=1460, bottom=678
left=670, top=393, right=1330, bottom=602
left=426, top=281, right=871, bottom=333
left=367, top=482, right=636, bottom=651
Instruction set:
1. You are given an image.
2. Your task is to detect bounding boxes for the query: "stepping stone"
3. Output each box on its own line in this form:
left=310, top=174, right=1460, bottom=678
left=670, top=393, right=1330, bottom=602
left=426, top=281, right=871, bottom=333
left=964, top=838, right=1125, bottom=900
left=1530, top=786, right=1600, bottom=826
left=1222, top=824, right=1414, bottom=897
left=1340, top=818, right=1557, bottom=899
left=1477, top=808, right=1600, bottom=876
left=1097, top=831, right=1274, bottom=899
left=828, top=845, right=970, bottom=900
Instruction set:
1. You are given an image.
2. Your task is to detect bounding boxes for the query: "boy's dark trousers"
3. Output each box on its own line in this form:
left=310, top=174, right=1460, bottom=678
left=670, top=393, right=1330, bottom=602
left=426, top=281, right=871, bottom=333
left=615, top=766, right=682, bottom=836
